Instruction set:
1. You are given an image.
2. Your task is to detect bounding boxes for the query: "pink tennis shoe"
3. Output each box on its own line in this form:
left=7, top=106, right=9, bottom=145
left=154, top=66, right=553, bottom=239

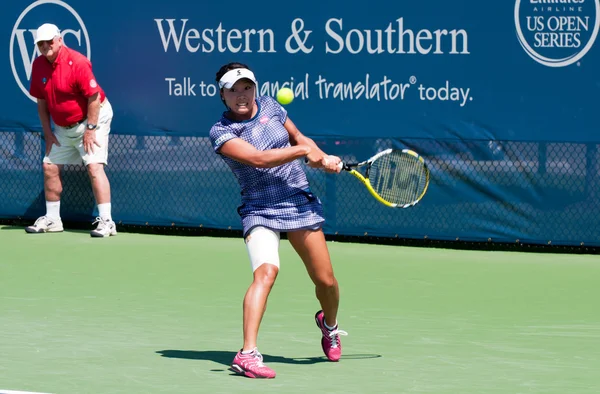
left=231, top=348, right=276, bottom=379
left=315, top=310, right=348, bottom=362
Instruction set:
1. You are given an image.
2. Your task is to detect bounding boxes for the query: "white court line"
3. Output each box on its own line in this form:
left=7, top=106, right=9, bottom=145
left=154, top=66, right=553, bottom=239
left=0, top=390, right=52, bottom=394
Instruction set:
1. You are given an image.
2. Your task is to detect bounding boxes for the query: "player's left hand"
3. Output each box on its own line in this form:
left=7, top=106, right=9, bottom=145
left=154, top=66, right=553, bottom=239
left=83, top=129, right=101, bottom=154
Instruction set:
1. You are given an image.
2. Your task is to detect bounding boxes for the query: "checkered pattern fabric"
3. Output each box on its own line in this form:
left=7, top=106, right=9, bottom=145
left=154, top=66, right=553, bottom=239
left=210, top=95, right=324, bottom=237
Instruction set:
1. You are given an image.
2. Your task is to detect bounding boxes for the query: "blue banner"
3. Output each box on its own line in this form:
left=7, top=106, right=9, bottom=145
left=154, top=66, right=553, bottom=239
left=1, top=0, right=599, bottom=246
left=3, top=0, right=598, bottom=141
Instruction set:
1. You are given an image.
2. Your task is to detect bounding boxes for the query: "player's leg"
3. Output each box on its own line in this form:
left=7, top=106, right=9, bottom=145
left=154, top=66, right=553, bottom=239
left=287, top=228, right=347, bottom=361
left=287, top=228, right=339, bottom=324
left=242, top=262, right=279, bottom=351
left=231, top=226, right=279, bottom=378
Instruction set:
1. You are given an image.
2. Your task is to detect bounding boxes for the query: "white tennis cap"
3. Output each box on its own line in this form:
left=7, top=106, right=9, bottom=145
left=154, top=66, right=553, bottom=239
left=218, top=68, right=258, bottom=89
left=35, top=23, right=60, bottom=44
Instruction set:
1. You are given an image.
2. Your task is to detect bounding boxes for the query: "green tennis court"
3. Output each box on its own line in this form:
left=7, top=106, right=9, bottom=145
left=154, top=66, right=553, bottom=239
left=1, top=225, right=599, bottom=394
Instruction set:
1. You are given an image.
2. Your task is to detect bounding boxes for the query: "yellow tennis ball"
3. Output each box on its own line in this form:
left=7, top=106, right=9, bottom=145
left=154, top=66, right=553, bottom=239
left=276, top=87, right=294, bottom=105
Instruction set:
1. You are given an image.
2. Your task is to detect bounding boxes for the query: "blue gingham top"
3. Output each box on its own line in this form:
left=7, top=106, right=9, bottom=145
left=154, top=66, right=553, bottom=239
left=210, top=95, right=324, bottom=237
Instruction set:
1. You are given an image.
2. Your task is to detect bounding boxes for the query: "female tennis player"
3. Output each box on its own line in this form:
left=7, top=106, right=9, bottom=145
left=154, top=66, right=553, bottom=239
left=209, top=62, right=347, bottom=379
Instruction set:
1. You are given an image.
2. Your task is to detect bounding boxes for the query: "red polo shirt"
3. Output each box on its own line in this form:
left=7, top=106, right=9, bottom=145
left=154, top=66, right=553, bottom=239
left=29, top=46, right=106, bottom=127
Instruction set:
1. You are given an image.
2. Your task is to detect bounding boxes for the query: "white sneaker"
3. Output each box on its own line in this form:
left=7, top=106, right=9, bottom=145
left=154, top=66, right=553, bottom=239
left=25, top=216, right=64, bottom=233
left=90, top=217, right=117, bottom=238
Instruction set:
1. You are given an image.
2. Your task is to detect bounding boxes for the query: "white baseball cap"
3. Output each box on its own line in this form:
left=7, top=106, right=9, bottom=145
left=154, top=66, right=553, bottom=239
left=218, top=68, right=258, bottom=89
left=35, top=23, right=60, bottom=44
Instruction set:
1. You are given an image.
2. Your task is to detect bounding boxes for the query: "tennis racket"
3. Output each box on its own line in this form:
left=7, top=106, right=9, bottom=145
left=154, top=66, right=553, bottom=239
left=337, top=148, right=430, bottom=208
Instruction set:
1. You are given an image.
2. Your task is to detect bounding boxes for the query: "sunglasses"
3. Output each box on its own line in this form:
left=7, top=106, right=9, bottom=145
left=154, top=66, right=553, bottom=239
left=36, top=38, right=56, bottom=47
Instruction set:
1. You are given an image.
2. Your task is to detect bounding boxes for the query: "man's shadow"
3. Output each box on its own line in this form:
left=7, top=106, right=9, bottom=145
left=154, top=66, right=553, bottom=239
left=156, top=349, right=381, bottom=369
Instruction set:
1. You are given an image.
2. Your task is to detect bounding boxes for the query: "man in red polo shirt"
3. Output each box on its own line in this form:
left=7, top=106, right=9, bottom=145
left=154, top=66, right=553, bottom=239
left=25, top=23, right=116, bottom=237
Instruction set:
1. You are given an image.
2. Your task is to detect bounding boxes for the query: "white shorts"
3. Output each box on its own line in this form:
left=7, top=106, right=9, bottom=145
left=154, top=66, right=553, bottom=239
left=44, top=99, right=114, bottom=166
left=245, top=226, right=280, bottom=272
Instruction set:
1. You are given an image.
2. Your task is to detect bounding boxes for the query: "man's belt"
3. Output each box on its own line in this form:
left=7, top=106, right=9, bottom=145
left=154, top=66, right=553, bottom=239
left=64, top=118, right=87, bottom=129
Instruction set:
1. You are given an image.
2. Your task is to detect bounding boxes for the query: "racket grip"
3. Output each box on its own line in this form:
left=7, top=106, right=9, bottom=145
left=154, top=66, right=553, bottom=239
left=337, top=162, right=344, bottom=171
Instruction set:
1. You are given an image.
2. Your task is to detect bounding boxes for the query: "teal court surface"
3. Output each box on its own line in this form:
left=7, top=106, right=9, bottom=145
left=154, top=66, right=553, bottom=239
left=1, top=225, right=599, bottom=393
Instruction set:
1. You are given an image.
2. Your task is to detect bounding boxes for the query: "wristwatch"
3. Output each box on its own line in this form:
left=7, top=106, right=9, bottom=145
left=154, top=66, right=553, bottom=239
left=86, top=124, right=97, bottom=130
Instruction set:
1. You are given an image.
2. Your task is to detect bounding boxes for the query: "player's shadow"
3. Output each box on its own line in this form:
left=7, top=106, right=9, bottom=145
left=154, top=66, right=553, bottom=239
left=156, top=350, right=381, bottom=367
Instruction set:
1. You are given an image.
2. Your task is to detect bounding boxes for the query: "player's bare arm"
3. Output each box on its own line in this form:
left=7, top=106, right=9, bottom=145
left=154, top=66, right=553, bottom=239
left=220, top=137, right=311, bottom=168
left=283, top=118, right=341, bottom=173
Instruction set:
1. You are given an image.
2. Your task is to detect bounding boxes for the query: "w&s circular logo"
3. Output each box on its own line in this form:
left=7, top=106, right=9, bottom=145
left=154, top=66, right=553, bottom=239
left=10, top=0, right=90, bottom=102
left=515, top=0, right=599, bottom=67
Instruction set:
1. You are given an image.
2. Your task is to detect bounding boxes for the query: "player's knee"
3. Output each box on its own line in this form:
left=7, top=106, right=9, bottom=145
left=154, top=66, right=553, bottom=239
left=253, top=263, right=279, bottom=287
left=315, top=272, right=337, bottom=290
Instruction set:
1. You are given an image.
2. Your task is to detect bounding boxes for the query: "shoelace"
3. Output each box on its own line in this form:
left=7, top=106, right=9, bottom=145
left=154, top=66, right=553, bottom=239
left=243, top=348, right=266, bottom=368
left=92, top=217, right=108, bottom=230
left=253, top=350, right=266, bottom=367
left=327, top=329, right=348, bottom=348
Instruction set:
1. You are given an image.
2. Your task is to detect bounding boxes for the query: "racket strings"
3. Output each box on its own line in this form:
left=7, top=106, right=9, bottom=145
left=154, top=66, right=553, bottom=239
left=370, top=152, right=429, bottom=206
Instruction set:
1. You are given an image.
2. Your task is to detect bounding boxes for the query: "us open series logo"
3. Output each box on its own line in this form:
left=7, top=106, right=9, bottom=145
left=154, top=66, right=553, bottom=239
left=515, top=0, right=599, bottom=67
left=9, top=0, right=91, bottom=102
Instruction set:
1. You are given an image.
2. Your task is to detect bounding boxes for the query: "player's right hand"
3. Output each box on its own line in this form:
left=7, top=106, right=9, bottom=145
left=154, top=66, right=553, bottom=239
left=305, top=150, right=322, bottom=168
left=44, top=132, right=60, bottom=156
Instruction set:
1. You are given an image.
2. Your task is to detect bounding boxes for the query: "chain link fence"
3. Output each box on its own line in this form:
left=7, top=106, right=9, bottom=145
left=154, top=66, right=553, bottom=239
left=1, top=130, right=598, bottom=246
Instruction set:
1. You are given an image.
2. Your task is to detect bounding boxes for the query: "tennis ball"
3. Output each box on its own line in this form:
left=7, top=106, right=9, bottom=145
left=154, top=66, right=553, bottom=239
left=276, top=87, right=294, bottom=105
